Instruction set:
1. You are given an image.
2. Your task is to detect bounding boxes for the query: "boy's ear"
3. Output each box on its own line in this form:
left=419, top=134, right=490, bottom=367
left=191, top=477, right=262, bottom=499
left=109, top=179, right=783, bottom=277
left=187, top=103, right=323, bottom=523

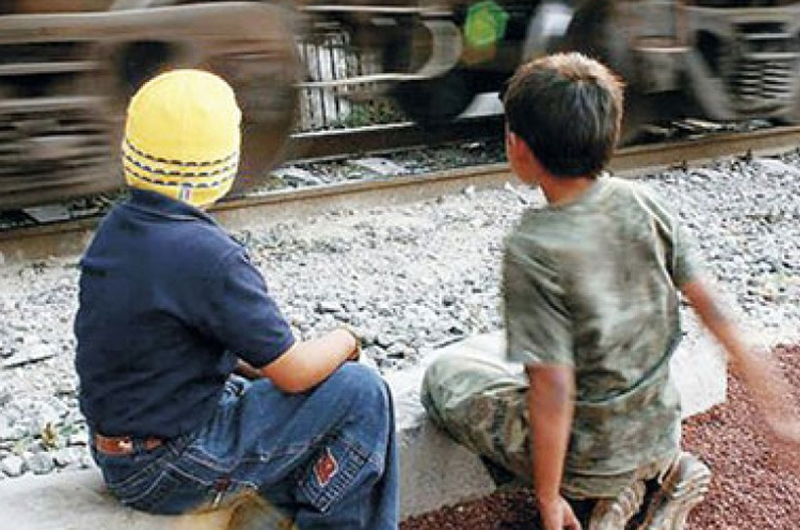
left=506, top=131, right=542, bottom=185
left=506, top=131, right=532, bottom=165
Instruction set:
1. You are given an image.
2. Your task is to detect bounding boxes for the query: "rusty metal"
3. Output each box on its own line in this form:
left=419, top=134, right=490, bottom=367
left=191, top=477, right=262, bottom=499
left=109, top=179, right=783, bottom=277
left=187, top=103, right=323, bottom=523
left=608, top=125, right=800, bottom=174
left=3, top=125, right=800, bottom=263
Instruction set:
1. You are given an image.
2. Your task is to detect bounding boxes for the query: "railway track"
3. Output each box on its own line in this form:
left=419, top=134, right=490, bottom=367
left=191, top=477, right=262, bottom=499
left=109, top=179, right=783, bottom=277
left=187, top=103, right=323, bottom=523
left=2, top=123, right=800, bottom=264
left=285, top=115, right=504, bottom=162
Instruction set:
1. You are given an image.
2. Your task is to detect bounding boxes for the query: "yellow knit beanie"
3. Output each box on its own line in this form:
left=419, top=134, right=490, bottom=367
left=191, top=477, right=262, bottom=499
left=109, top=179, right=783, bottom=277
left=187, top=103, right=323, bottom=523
left=122, top=69, right=241, bottom=208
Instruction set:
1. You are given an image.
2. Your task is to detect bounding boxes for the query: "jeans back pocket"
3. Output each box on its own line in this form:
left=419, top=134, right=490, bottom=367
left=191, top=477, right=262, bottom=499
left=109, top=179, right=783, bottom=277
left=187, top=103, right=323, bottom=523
left=296, top=440, right=372, bottom=513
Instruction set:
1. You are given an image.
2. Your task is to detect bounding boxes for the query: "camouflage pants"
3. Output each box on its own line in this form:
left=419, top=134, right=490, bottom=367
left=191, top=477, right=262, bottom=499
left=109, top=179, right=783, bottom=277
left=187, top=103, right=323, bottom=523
left=421, top=347, right=532, bottom=480
left=421, top=343, right=674, bottom=499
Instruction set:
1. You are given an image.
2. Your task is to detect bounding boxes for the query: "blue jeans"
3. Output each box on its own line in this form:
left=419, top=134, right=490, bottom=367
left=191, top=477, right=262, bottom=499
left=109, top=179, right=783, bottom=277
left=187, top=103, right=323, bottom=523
left=92, top=363, right=399, bottom=530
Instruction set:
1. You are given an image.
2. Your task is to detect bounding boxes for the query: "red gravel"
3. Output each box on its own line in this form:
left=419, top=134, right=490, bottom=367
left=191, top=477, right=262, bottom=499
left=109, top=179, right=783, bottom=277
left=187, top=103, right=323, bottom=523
left=401, top=344, right=800, bottom=530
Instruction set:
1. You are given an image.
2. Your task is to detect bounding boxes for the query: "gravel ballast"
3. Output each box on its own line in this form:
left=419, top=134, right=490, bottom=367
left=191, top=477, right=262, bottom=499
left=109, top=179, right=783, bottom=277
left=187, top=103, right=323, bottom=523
left=0, top=150, right=798, bottom=504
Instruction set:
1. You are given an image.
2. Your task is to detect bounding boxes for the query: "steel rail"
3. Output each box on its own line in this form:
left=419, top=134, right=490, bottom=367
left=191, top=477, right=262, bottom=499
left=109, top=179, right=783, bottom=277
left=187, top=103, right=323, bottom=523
left=2, top=125, right=800, bottom=264
left=285, top=116, right=504, bottom=162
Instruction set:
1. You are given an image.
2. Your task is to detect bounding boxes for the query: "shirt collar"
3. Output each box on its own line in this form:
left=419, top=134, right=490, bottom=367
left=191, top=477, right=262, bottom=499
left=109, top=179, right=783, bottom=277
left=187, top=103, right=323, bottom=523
left=124, top=188, right=218, bottom=225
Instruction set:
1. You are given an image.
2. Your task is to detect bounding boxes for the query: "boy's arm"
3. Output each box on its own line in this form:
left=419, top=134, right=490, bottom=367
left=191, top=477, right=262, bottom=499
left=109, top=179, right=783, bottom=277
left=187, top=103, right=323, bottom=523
left=259, top=328, right=360, bottom=393
left=526, top=364, right=582, bottom=530
left=680, top=279, right=800, bottom=446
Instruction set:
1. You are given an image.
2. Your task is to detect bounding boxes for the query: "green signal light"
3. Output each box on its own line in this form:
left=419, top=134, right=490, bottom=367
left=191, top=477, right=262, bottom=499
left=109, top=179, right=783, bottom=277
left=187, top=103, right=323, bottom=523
left=464, top=1, right=510, bottom=49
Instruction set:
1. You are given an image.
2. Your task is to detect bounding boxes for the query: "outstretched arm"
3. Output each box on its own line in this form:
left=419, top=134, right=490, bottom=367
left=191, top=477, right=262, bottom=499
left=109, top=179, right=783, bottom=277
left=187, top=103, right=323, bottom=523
left=527, top=364, right=582, bottom=530
left=681, top=279, right=800, bottom=446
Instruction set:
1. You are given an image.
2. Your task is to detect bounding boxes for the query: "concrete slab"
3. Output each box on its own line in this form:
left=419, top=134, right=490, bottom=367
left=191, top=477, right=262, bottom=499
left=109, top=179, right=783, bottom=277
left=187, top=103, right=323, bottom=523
left=0, top=469, right=235, bottom=530
left=1, top=327, right=727, bottom=529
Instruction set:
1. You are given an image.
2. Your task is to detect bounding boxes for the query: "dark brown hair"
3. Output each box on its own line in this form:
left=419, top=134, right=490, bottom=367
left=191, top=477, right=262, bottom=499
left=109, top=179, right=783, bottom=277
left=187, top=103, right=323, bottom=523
left=502, top=52, right=624, bottom=178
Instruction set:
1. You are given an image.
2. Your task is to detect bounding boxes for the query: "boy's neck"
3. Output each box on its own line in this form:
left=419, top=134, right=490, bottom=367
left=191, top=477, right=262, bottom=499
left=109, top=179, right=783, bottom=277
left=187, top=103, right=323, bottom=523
left=539, top=174, right=597, bottom=206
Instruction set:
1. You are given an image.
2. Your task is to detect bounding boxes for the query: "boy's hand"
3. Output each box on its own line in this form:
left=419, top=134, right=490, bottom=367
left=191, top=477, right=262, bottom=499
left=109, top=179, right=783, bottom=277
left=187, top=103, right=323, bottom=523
left=538, top=496, right=581, bottom=530
left=680, top=279, right=800, bottom=469
left=337, top=324, right=363, bottom=361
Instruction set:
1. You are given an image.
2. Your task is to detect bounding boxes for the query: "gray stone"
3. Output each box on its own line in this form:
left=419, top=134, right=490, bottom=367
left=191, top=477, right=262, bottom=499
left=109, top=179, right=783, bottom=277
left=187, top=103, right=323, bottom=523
left=387, top=343, right=413, bottom=359
left=38, top=399, right=68, bottom=426
left=0, top=419, right=26, bottom=442
left=21, top=204, right=72, bottom=224
left=77, top=446, right=94, bottom=469
left=375, top=334, right=397, bottom=349
left=2, top=342, right=57, bottom=369
left=8, top=320, right=30, bottom=333
left=68, top=429, right=89, bottom=447
left=53, top=447, right=79, bottom=468
left=752, top=157, right=800, bottom=177
left=25, top=451, right=55, bottom=475
left=1, top=455, right=25, bottom=477
left=273, top=167, right=323, bottom=187
left=349, top=157, right=407, bottom=176
left=316, top=300, right=343, bottom=314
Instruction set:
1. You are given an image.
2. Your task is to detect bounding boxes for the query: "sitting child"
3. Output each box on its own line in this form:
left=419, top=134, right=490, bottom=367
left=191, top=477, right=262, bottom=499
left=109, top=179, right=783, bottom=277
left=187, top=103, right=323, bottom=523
left=75, top=69, right=398, bottom=530
left=422, top=52, right=800, bottom=530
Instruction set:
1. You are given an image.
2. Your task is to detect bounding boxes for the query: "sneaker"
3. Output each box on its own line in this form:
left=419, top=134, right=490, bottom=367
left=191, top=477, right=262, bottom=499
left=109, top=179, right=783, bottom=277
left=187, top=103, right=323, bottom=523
left=635, top=452, right=712, bottom=530
left=588, top=480, right=646, bottom=530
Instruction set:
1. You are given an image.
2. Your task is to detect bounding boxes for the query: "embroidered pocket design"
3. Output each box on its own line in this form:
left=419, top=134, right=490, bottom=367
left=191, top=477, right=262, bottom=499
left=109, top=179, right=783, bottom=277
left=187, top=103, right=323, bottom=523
left=313, top=447, right=339, bottom=487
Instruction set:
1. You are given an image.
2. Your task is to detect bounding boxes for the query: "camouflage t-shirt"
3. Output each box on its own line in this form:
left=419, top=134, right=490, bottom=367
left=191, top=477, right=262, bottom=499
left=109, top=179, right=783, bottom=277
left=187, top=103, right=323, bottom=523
left=503, top=175, right=699, bottom=496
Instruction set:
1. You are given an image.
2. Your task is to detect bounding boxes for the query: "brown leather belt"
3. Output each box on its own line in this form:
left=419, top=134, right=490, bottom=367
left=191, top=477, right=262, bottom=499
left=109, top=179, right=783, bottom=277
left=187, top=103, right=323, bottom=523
left=94, top=433, right=164, bottom=455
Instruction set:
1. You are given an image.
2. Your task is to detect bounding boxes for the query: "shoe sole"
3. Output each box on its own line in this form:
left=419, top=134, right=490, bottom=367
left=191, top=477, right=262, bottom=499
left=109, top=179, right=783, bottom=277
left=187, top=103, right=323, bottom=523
left=589, top=480, right=646, bottom=530
left=637, top=452, right=712, bottom=530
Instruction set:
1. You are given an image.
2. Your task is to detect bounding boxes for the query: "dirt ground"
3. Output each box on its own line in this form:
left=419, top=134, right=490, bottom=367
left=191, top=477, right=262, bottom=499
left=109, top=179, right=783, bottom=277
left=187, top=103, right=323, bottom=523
left=401, top=344, right=800, bottom=530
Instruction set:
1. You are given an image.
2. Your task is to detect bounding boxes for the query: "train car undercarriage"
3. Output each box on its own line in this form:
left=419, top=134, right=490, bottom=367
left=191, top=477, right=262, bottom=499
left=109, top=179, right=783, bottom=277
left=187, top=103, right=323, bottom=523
left=1, top=0, right=800, bottom=209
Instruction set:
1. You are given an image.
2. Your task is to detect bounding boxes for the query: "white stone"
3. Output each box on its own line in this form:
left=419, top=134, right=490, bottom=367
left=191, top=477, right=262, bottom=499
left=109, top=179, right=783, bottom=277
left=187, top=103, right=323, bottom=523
left=752, top=157, right=800, bottom=177
left=25, top=452, right=55, bottom=475
left=2, top=342, right=56, bottom=369
left=53, top=447, right=78, bottom=468
left=68, top=430, right=90, bottom=447
left=350, top=157, right=408, bottom=176
left=273, top=167, right=323, bottom=187
left=1, top=455, right=25, bottom=477
left=0, top=418, right=26, bottom=442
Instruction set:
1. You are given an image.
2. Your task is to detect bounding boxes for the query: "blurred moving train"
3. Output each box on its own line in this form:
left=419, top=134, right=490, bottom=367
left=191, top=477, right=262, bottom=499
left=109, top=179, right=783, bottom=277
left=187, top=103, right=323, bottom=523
left=2, top=0, right=800, bottom=209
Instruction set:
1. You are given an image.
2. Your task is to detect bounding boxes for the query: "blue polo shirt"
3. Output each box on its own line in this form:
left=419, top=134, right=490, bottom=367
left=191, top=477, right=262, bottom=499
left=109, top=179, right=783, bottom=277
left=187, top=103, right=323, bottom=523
left=74, top=189, right=295, bottom=439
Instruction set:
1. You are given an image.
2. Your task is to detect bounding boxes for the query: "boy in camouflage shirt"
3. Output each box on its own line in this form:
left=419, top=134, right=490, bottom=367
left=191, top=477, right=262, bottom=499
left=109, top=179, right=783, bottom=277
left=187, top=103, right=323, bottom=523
left=422, top=53, right=800, bottom=530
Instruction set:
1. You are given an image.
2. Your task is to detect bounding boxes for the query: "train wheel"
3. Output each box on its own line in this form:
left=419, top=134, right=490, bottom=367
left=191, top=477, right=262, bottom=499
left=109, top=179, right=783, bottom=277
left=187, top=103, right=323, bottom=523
left=379, top=13, right=475, bottom=126
left=390, top=69, right=478, bottom=126
left=619, top=93, right=656, bottom=146
left=560, top=0, right=660, bottom=146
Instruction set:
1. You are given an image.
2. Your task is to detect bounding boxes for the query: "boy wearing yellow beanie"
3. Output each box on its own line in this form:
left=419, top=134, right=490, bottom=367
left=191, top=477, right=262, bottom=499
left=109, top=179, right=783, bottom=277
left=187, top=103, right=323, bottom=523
left=75, top=70, right=398, bottom=529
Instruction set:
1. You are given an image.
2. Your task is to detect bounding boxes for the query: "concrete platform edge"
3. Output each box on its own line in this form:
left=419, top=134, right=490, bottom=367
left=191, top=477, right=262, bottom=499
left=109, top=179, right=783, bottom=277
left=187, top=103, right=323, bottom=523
left=0, top=328, right=727, bottom=530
